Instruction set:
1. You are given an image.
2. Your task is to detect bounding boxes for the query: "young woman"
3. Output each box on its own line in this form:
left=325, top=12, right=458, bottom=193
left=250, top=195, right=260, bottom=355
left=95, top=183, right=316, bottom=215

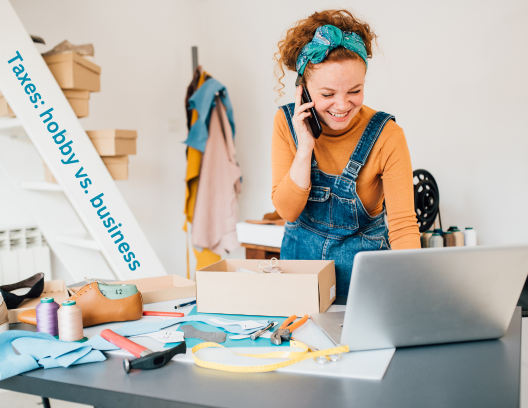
left=272, top=9, right=420, bottom=297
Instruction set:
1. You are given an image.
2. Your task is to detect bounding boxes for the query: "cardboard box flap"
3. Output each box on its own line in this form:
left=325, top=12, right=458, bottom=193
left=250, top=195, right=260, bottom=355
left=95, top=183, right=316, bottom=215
left=201, top=259, right=330, bottom=275
left=70, top=275, right=196, bottom=305
left=43, top=52, right=101, bottom=75
left=17, top=279, right=67, bottom=309
left=317, top=261, right=336, bottom=312
left=63, top=89, right=90, bottom=100
left=101, top=156, right=128, bottom=165
left=86, top=129, right=138, bottom=140
left=116, top=275, right=195, bottom=292
left=8, top=279, right=69, bottom=323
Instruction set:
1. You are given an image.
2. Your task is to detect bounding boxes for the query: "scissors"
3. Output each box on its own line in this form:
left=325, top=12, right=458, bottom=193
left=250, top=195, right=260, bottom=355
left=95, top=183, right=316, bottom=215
left=292, top=337, right=342, bottom=364
left=270, top=314, right=308, bottom=345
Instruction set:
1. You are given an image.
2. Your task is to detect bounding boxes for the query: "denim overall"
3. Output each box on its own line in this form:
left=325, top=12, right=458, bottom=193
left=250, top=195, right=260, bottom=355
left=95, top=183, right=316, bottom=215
left=279, top=103, right=394, bottom=297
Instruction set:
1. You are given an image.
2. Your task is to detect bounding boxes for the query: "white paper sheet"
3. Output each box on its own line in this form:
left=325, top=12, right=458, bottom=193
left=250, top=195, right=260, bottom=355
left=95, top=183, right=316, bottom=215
left=84, top=298, right=396, bottom=380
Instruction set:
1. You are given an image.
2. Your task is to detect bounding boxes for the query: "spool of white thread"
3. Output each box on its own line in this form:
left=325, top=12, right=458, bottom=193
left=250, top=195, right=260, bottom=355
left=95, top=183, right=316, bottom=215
left=429, top=233, right=444, bottom=248
left=421, top=231, right=433, bottom=248
left=57, top=300, right=83, bottom=341
left=463, top=227, right=477, bottom=246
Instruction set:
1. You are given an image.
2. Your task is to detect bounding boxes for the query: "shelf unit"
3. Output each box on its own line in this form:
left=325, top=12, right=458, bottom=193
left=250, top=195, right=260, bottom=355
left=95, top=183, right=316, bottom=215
left=0, top=1, right=168, bottom=282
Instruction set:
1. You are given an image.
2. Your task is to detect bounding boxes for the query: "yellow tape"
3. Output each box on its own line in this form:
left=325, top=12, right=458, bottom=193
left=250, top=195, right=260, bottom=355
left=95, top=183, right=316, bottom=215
left=191, top=340, right=350, bottom=373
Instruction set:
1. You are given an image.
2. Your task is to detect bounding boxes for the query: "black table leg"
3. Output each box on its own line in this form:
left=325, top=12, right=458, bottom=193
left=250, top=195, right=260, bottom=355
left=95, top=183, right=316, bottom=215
left=42, top=397, right=51, bottom=408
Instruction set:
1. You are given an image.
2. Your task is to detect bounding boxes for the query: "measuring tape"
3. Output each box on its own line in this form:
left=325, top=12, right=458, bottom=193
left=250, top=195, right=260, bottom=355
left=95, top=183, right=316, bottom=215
left=191, top=340, right=349, bottom=373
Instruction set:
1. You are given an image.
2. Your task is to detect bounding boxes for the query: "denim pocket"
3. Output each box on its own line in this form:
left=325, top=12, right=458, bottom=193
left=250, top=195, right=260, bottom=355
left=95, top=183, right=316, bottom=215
left=304, top=186, right=331, bottom=226
left=360, top=221, right=390, bottom=251
left=331, top=194, right=359, bottom=230
left=285, top=220, right=300, bottom=230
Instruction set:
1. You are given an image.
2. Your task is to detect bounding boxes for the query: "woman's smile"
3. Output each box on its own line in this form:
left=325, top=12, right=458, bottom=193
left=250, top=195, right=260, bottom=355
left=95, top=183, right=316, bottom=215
left=327, top=110, right=351, bottom=121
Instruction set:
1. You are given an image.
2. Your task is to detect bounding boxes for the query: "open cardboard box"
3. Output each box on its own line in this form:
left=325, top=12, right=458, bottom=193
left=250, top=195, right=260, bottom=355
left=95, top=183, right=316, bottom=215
left=97, top=275, right=196, bottom=305
left=196, top=259, right=336, bottom=317
left=44, top=52, right=101, bottom=92
left=8, top=279, right=69, bottom=323
left=86, top=129, right=137, bottom=156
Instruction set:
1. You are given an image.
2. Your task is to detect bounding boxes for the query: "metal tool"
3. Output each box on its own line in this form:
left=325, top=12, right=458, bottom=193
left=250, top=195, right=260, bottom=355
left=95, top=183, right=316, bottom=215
left=101, top=329, right=186, bottom=373
left=270, top=315, right=308, bottom=345
left=291, top=337, right=341, bottom=364
left=174, top=300, right=196, bottom=309
left=142, top=311, right=184, bottom=317
left=250, top=321, right=277, bottom=340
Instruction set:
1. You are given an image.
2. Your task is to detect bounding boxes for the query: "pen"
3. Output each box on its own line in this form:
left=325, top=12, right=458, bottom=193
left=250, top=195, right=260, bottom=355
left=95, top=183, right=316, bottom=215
left=250, top=321, right=277, bottom=340
left=174, top=300, right=197, bottom=309
left=143, top=311, right=184, bottom=317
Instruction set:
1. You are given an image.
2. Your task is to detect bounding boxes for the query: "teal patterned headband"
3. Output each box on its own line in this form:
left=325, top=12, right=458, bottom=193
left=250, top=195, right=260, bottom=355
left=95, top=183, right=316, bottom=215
left=296, top=25, right=368, bottom=76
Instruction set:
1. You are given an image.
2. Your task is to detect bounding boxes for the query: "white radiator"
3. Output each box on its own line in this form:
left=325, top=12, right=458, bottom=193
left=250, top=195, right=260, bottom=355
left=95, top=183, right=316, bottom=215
left=0, top=227, right=51, bottom=285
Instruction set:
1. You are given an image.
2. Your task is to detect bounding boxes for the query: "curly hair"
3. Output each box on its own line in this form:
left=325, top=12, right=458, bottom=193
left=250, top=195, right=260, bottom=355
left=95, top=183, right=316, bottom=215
left=274, top=9, right=377, bottom=99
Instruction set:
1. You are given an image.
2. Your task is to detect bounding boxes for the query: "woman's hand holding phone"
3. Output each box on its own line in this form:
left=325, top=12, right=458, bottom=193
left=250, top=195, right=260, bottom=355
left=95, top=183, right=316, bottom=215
left=293, top=85, right=316, bottom=154
left=289, top=85, right=316, bottom=191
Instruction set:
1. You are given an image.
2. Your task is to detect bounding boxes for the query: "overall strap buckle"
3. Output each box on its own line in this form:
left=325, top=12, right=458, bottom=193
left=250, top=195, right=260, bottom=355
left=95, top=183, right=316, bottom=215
left=343, top=160, right=362, bottom=180
left=342, top=112, right=395, bottom=181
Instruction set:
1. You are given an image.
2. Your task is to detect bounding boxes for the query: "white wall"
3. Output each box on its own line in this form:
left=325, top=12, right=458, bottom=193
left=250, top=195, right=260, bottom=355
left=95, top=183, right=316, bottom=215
left=5, top=0, right=528, bottom=283
left=9, top=0, right=204, bottom=279
left=196, top=0, right=528, bottom=245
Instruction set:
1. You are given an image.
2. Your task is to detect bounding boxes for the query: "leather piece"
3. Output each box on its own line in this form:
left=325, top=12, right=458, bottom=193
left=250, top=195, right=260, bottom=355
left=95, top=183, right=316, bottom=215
left=18, top=283, right=143, bottom=328
left=0, top=273, right=45, bottom=310
left=181, top=324, right=226, bottom=343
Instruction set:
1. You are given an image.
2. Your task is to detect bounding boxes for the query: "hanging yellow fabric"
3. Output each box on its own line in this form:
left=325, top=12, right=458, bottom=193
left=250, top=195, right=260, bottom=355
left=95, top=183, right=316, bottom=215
left=184, top=71, right=221, bottom=279
left=191, top=340, right=350, bottom=373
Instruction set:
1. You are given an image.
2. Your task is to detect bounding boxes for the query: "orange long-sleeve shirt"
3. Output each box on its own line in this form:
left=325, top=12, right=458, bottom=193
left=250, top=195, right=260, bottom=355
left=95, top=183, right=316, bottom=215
left=271, top=105, right=421, bottom=250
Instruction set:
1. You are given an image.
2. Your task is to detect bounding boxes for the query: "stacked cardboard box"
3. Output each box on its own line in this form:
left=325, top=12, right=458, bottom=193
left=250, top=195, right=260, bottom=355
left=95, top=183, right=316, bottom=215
left=0, top=52, right=100, bottom=118
left=44, top=51, right=100, bottom=117
left=0, top=92, right=15, bottom=117
left=88, top=129, right=137, bottom=180
left=30, top=46, right=138, bottom=183
left=44, top=129, right=137, bottom=182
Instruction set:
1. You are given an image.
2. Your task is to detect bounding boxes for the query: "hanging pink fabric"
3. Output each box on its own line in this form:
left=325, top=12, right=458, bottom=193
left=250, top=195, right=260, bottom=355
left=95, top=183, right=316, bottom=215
left=192, top=98, right=242, bottom=255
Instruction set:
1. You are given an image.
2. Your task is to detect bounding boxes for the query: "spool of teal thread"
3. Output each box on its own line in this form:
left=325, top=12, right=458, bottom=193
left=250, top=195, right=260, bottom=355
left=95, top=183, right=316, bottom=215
left=443, top=231, right=456, bottom=247
left=452, top=228, right=465, bottom=246
left=421, top=230, right=433, bottom=248
left=433, top=228, right=444, bottom=236
left=447, top=226, right=457, bottom=232
left=429, top=233, right=444, bottom=248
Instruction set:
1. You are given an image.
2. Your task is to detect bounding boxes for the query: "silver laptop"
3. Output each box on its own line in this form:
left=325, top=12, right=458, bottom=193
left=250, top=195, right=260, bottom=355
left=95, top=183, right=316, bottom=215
left=311, top=244, right=528, bottom=351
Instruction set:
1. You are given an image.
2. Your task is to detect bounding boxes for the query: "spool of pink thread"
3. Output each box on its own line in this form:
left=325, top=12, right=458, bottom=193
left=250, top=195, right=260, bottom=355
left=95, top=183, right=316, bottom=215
left=36, top=297, right=59, bottom=336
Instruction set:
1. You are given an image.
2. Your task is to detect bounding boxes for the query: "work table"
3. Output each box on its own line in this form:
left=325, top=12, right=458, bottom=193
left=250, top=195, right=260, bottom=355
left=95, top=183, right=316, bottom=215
left=0, top=308, right=521, bottom=408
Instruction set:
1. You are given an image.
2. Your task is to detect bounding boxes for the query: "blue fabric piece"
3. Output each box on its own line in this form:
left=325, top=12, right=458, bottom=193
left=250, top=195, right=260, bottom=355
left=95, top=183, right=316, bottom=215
left=279, top=103, right=394, bottom=296
left=296, top=25, right=368, bottom=75
left=0, top=331, right=54, bottom=380
left=165, top=308, right=289, bottom=349
left=0, top=330, right=106, bottom=380
left=12, top=337, right=87, bottom=360
left=184, top=78, right=235, bottom=153
left=115, top=315, right=269, bottom=337
left=85, top=334, right=119, bottom=351
left=39, top=350, right=106, bottom=369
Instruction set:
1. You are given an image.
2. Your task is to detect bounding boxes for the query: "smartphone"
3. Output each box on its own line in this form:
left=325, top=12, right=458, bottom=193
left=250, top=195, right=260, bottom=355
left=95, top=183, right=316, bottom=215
left=296, top=75, right=322, bottom=139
